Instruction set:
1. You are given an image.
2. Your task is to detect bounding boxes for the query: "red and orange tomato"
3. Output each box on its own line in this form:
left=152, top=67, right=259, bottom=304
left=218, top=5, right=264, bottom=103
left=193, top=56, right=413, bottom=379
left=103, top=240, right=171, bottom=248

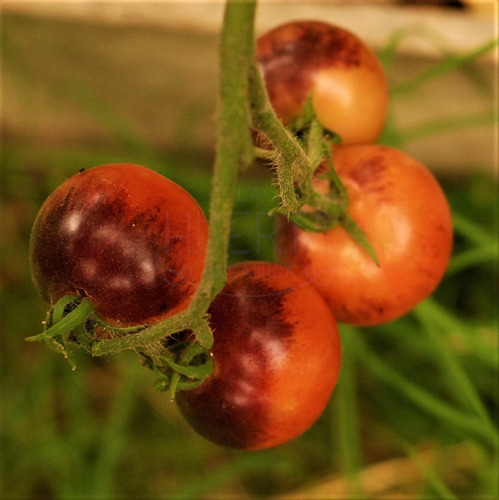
left=29, top=163, right=209, bottom=330
left=275, top=145, right=453, bottom=326
left=176, top=261, right=341, bottom=450
left=257, top=20, right=389, bottom=145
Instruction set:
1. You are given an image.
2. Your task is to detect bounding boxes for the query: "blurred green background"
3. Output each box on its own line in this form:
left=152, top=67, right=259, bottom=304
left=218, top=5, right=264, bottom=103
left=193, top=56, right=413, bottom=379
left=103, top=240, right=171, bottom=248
left=1, top=3, right=497, bottom=499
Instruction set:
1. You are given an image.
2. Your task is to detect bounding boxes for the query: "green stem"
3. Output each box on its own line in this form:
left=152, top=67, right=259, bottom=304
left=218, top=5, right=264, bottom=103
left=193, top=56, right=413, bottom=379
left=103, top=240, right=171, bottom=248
left=91, top=310, right=191, bottom=356
left=334, top=328, right=364, bottom=497
left=248, top=62, right=307, bottom=213
left=191, top=0, right=257, bottom=303
left=391, top=39, right=499, bottom=97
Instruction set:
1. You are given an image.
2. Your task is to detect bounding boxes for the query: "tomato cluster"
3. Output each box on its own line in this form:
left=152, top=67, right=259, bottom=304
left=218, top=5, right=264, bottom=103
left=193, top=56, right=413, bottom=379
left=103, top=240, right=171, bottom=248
left=29, top=19, right=452, bottom=451
left=29, top=163, right=342, bottom=450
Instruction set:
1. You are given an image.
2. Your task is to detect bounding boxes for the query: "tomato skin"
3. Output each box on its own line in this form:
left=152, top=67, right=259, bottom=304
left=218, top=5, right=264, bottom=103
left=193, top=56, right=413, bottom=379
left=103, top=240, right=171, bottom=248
left=275, top=145, right=453, bottom=326
left=257, top=20, right=388, bottom=145
left=29, top=164, right=208, bottom=328
left=176, top=261, right=341, bottom=450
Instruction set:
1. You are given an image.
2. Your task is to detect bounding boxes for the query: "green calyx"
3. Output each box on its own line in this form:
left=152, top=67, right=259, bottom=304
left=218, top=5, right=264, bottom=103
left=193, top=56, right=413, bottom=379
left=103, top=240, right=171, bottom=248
left=144, top=342, right=214, bottom=400
left=26, top=295, right=214, bottom=390
left=26, top=295, right=98, bottom=369
left=253, top=92, right=379, bottom=265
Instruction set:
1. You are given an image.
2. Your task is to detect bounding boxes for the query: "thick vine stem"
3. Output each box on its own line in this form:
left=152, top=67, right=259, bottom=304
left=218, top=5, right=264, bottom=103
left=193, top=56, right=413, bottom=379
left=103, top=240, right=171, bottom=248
left=90, top=311, right=209, bottom=356
left=190, top=0, right=257, bottom=304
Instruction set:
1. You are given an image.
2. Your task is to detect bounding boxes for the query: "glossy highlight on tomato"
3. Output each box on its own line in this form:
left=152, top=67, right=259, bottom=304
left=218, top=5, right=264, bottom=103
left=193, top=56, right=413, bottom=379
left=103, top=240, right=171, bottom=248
left=257, top=20, right=388, bottom=145
left=176, top=261, right=341, bottom=450
left=275, top=145, right=453, bottom=326
left=29, top=163, right=209, bottom=329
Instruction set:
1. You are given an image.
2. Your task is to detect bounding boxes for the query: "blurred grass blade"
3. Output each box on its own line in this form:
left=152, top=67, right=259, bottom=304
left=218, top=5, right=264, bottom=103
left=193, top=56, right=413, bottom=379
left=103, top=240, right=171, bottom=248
left=420, top=298, right=497, bottom=369
left=333, top=327, right=364, bottom=497
left=88, top=362, right=139, bottom=497
left=446, top=243, right=498, bottom=277
left=391, top=39, right=499, bottom=97
left=452, top=211, right=498, bottom=247
left=414, top=301, right=492, bottom=429
left=415, top=300, right=495, bottom=428
left=63, top=82, right=164, bottom=161
left=352, top=333, right=496, bottom=445
left=401, top=110, right=497, bottom=142
left=170, top=452, right=297, bottom=499
left=403, top=442, right=459, bottom=500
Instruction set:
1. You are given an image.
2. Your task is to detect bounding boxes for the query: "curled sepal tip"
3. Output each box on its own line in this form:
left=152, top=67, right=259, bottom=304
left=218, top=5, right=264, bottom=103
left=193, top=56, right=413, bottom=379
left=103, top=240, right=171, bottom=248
left=153, top=342, right=214, bottom=400
left=342, top=215, right=380, bottom=267
left=25, top=295, right=95, bottom=369
left=289, top=210, right=341, bottom=233
left=192, top=318, right=214, bottom=350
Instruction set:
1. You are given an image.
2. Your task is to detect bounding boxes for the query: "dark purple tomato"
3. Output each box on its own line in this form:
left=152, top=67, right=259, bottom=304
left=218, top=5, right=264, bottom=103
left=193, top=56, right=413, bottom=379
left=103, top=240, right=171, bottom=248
left=257, top=20, right=388, bottom=145
left=29, top=163, right=209, bottom=330
left=176, top=261, right=341, bottom=450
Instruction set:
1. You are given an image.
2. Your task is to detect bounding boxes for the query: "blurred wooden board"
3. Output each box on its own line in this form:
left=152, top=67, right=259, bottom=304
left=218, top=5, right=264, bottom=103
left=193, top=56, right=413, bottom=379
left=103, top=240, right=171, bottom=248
left=1, top=1, right=497, bottom=176
left=2, top=0, right=496, bottom=53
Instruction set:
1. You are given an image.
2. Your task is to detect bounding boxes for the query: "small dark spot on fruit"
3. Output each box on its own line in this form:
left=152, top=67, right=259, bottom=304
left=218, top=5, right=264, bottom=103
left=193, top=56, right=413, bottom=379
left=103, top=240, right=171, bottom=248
left=349, top=155, right=387, bottom=187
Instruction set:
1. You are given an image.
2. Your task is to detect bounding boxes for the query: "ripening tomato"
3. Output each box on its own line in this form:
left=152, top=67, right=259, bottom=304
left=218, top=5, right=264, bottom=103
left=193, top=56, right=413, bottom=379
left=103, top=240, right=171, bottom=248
left=257, top=20, right=388, bottom=145
left=29, top=163, right=209, bottom=330
left=176, top=261, right=341, bottom=450
left=275, top=145, right=453, bottom=326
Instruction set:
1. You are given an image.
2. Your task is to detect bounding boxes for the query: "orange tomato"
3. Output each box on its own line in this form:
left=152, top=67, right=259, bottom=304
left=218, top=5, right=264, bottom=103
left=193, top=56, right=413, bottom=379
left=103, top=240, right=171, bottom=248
left=257, top=20, right=388, bottom=145
left=275, top=145, right=453, bottom=326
